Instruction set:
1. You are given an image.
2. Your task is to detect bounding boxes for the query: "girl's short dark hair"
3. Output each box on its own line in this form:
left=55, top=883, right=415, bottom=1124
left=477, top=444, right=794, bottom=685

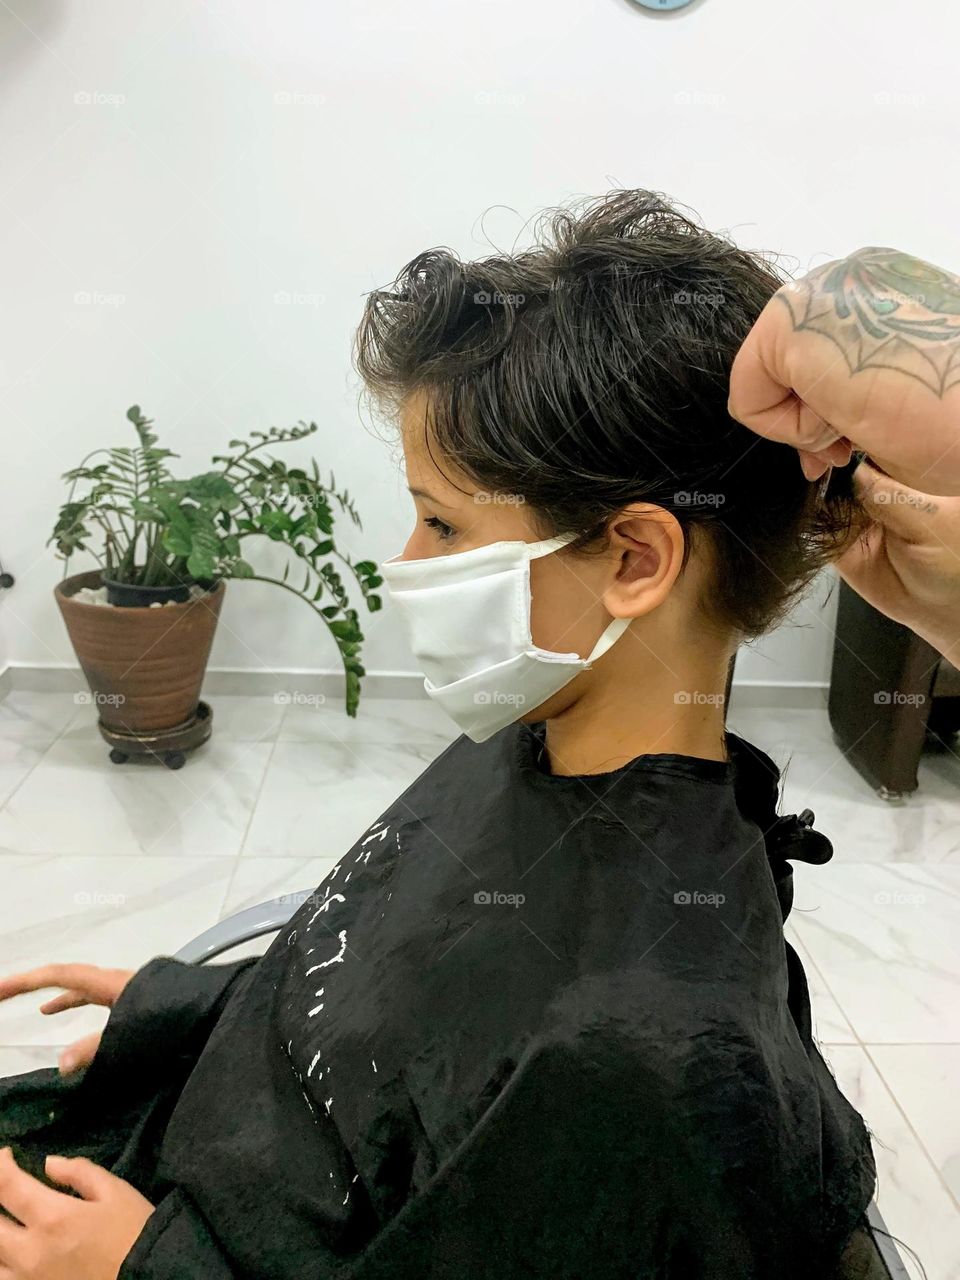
left=354, top=189, right=862, bottom=638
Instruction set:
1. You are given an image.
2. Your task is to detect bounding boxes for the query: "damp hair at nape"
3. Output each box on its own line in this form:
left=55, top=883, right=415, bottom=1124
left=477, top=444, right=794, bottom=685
left=353, top=188, right=864, bottom=639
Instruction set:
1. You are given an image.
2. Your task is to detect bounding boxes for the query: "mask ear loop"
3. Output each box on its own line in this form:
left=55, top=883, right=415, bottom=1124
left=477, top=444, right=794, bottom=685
left=524, top=531, right=581, bottom=560
left=525, top=531, right=632, bottom=663
left=585, top=615, right=631, bottom=662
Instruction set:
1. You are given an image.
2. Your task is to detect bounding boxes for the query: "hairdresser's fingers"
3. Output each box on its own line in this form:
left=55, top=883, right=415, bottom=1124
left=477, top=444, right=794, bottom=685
left=799, top=441, right=855, bottom=482
left=727, top=322, right=839, bottom=451
left=729, top=247, right=960, bottom=497
left=834, top=461, right=960, bottom=661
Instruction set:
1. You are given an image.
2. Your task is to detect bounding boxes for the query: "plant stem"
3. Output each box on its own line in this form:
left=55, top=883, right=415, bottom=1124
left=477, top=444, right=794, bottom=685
left=242, top=572, right=343, bottom=617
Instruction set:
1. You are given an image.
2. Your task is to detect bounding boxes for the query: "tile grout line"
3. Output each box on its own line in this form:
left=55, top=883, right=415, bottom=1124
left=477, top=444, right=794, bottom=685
left=861, top=1042, right=960, bottom=1218
left=787, top=927, right=863, bottom=1048
left=0, top=702, right=83, bottom=808
left=795, top=929, right=960, bottom=1218
left=211, top=710, right=289, bottom=925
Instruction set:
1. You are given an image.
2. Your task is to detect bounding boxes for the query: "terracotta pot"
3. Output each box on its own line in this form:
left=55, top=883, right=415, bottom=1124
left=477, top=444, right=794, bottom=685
left=55, top=570, right=225, bottom=733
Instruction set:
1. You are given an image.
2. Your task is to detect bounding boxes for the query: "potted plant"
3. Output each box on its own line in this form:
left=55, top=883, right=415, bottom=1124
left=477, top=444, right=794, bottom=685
left=51, top=406, right=382, bottom=767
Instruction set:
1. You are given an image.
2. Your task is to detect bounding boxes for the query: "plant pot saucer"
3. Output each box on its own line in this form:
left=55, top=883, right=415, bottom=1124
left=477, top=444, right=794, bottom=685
left=99, top=701, right=213, bottom=770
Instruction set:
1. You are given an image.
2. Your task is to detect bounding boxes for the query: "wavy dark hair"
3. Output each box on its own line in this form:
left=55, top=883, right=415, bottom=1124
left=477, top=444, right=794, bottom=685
left=354, top=189, right=863, bottom=638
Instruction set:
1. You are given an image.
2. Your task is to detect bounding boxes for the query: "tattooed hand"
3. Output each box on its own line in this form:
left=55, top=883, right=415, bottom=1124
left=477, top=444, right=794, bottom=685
left=728, top=247, right=960, bottom=496
left=835, top=461, right=960, bottom=663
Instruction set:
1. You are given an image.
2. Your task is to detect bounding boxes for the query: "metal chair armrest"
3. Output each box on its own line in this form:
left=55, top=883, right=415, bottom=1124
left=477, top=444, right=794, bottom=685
left=864, top=1201, right=912, bottom=1280
left=173, top=888, right=317, bottom=964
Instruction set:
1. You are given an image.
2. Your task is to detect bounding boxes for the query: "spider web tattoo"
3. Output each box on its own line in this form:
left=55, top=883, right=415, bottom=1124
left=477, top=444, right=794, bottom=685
left=778, top=246, right=960, bottom=397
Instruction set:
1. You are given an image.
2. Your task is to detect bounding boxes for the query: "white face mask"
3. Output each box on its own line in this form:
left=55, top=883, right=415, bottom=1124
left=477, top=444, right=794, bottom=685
left=380, top=533, right=631, bottom=743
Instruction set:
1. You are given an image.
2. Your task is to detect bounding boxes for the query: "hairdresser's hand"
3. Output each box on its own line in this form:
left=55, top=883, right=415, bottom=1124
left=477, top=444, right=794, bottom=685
left=0, top=1147, right=153, bottom=1279
left=0, top=965, right=135, bottom=1077
left=728, top=246, right=960, bottom=496
left=834, top=461, right=960, bottom=661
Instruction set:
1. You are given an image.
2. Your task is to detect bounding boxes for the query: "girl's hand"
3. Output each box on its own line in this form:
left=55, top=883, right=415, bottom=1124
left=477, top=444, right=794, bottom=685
left=0, top=1147, right=153, bottom=1280
left=0, top=965, right=135, bottom=1077
left=728, top=246, right=960, bottom=497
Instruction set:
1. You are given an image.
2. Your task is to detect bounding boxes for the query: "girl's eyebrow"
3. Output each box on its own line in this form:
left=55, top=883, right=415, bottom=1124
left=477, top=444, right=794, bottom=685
left=407, top=484, right=460, bottom=509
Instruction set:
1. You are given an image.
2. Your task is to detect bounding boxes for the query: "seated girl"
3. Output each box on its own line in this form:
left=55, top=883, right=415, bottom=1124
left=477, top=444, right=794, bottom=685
left=0, top=189, right=879, bottom=1279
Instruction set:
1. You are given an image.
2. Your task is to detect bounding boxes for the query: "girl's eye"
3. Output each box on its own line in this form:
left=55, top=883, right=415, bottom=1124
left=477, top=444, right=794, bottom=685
left=424, top=515, right=457, bottom=542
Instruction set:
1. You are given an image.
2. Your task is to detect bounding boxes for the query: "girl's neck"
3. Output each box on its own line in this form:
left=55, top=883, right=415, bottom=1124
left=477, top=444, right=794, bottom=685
left=541, top=638, right=734, bottom=777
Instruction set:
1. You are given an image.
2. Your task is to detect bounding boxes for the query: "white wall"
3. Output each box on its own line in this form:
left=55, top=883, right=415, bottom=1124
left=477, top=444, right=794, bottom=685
left=1, top=0, right=953, bottom=688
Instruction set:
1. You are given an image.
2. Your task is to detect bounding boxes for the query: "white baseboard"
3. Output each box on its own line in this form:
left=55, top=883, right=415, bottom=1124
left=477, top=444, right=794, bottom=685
left=0, top=664, right=829, bottom=710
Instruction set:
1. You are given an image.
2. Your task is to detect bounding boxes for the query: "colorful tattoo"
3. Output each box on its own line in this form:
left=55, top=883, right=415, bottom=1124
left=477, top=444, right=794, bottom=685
left=778, top=247, right=960, bottom=396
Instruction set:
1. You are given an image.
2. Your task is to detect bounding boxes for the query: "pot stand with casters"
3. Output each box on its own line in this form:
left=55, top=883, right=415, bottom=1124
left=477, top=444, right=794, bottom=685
left=100, top=700, right=213, bottom=770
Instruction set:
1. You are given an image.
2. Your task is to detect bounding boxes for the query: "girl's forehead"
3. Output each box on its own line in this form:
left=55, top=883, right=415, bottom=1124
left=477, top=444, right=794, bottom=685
left=398, top=393, right=475, bottom=501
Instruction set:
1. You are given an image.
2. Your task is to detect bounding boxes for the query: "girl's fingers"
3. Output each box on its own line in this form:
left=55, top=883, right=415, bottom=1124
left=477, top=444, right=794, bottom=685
left=44, top=1154, right=113, bottom=1200
left=58, top=1032, right=103, bottom=1076
left=0, top=1148, right=62, bottom=1229
left=0, top=965, right=96, bottom=1001
left=0, top=964, right=120, bottom=1007
left=39, top=990, right=91, bottom=1015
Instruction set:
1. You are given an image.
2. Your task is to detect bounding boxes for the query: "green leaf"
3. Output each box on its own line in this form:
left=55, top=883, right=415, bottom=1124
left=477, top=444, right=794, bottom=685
left=183, top=472, right=241, bottom=509
left=258, top=509, right=293, bottom=539
left=329, top=619, right=361, bottom=641
left=187, top=547, right=217, bottom=579
left=131, top=500, right=166, bottom=522
left=163, top=511, right=194, bottom=556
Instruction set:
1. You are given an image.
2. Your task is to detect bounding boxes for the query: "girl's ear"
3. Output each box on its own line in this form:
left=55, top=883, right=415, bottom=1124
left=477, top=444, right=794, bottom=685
left=601, top=509, right=686, bottom=620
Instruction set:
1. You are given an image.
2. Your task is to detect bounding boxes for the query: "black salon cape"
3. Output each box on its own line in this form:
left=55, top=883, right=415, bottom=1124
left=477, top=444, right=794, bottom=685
left=0, top=724, right=876, bottom=1279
